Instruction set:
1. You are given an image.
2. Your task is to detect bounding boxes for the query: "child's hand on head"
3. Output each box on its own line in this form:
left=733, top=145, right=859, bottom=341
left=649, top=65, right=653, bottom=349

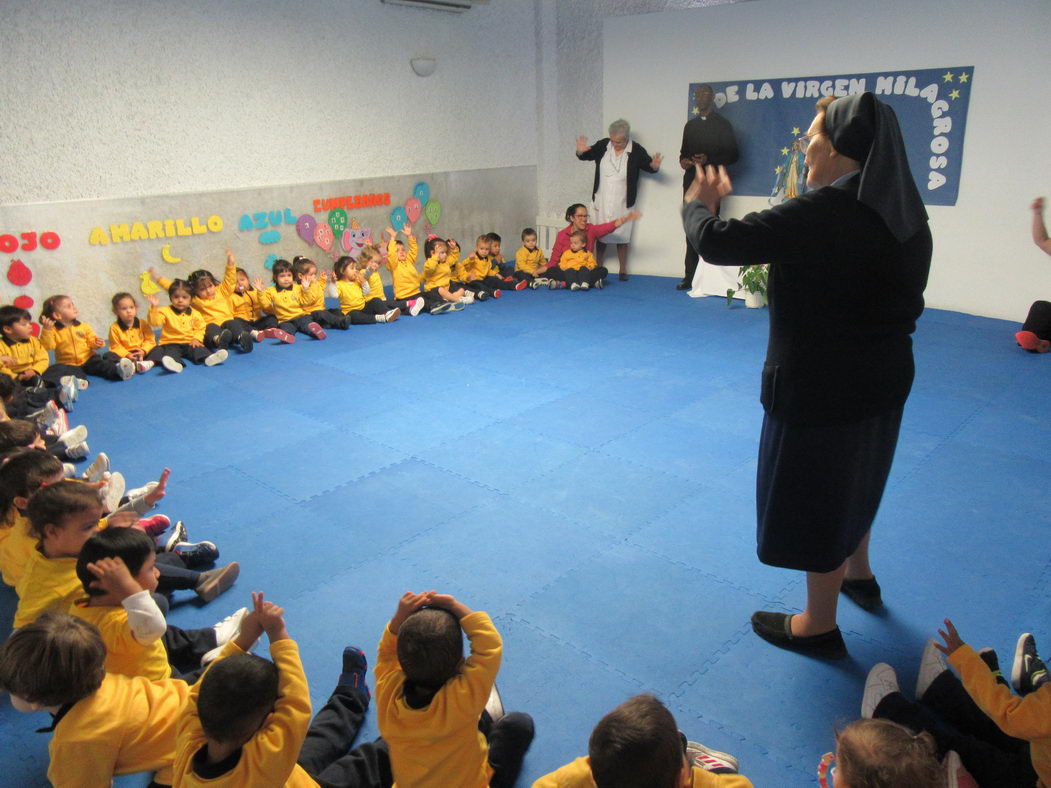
left=934, top=618, right=965, bottom=656
left=428, top=593, right=473, bottom=620
left=40, top=316, right=55, bottom=329
left=390, top=590, right=434, bottom=634
left=86, top=556, right=141, bottom=600
left=143, top=468, right=170, bottom=507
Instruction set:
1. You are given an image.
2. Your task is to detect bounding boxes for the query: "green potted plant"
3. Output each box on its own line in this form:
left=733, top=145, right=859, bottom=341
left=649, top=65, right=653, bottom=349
left=726, top=264, right=769, bottom=308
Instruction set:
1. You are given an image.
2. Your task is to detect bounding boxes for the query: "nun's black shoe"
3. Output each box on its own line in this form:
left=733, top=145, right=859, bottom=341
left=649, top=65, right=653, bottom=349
left=841, top=576, right=883, bottom=611
left=751, top=611, right=847, bottom=659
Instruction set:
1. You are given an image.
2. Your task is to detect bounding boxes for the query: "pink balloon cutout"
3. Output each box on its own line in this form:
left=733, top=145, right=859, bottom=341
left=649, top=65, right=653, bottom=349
left=314, top=222, right=334, bottom=252
left=405, top=197, right=422, bottom=224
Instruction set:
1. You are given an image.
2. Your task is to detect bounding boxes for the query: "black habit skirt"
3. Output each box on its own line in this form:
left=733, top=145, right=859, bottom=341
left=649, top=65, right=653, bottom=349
left=755, top=406, right=904, bottom=573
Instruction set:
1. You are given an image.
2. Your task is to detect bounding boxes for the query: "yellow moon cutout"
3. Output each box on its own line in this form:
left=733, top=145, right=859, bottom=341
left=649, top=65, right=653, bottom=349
left=161, top=244, right=181, bottom=263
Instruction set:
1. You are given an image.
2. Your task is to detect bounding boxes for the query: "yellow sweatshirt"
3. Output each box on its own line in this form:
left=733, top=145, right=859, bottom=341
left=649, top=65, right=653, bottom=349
left=464, top=255, right=498, bottom=281
left=260, top=285, right=305, bottom=322
left=376, top=611, right=502, bottom=788
left=531, top=757, right=755, bottom=788
left=173, top=638, right=318, bottom=787
left=0, top=509, right=36, bottom=587
left=13, top=550, right=80, bottom=628
left=147, top=305, right=205, bottom=345
left=366, top=270, right=388, bottom=302
left=422, top=257, right=456, bottom=291
left=108, top=318, right=157, bottom=358
left=158, top=262, right=237, bottom=325
left=516, top=247, right=547, bottom=275
left=47, top=672, right=190, bottom=788
left=949, top=644, right=1051, bottom=787
left=335, top=280, right=367, bottom=314
left=40, top=320, right=102, bottom=366
left=230, top=288, right=262, bottom=322
left=387, top=238, right=421, bottom=300
left=559, top=250, right=597, bottom=271
left=69, top=599, right=172, bottom=681
left=0, top=335, right=49, bottom=378
left=297, top=278, right=327, bottom=314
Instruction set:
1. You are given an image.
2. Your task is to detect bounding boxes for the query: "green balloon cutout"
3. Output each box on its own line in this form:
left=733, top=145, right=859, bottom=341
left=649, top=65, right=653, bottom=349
left=424, top=199, right=441, bottom=226
left=328, top=209, right=348, bottom=235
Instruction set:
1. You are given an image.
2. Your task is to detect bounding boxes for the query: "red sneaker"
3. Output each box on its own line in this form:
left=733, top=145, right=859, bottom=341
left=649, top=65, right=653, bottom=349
left=307, top=322, right=327, bottom=340
left=1015, top=330, right=1050, bottom=352
left=261, top=327, right=296, bottom=344
left=492, top=289, right=502, bottom=299
left=514, top=279, right=528, bottom=291
left=138, top=514, right=172, bottom=538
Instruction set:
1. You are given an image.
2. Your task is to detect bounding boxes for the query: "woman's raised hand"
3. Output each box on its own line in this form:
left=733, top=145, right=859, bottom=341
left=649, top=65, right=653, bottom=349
left=685, top=164, right=733, bottom=214
left=650, top=152, right=663, bottom=170
left=576, top=135, right=591, bottom=155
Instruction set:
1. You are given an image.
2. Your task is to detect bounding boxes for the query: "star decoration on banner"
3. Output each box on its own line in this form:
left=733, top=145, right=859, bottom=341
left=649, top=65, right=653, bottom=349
left=781, top=147, right=790, bottom=155
left=791, top=126, right=800, bottom=135
left=775, top=165, right=783, bottom=174
left=958, top=73, right=970, bottom=83
left=949, top=89, right=961, bottom=100
left=943, top=71, right=954, bottom=82
left=692, top=106, right=699, bottom=115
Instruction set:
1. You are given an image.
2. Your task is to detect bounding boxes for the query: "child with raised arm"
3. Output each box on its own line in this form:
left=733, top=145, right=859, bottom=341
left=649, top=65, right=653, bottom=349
left=108, top=292, right=156, bottom=373
left=376, top=590, right=534, bottom=788
left=174, top=591, right=392, bottom=787
left=420, top=239, right=466, bottom=313
left=331, top=256, right=400, bottom=326
left=361, top=242, right=420, bottom=317
left=256, top=259, right=326, bottom=340
left=0, top=611, right=192, bottom=788
left=231, top=267, right=295, bottom=343
left=386, top=226, right=429, bottom=314
left=294, top=255, right=355, bottom=332
left=533, top=694, right=752, bottom=788
left=145, top=281, right=228, bottom=373
left=39, top=295, right=136, bottom=381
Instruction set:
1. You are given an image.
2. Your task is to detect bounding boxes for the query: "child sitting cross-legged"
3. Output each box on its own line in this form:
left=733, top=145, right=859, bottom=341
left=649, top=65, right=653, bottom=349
left=146, top=281, right=228, bottom=373
left=173, top=591, right=393, bottom=787
left=559, top=230, right=609, bottom=291
left=532, top=694, right=753, bottom=788
left=255, top=260, right=327, bottom=340
left=377, top=590, right=534, bottom=788
left=0, top=610, right=192, bottom=787
left=332, top=256, right=400, bottom=326
left=385, top=225, right=429, bottom=314
left=70, top=527, right=247, bottom=682
left=39, top=294, right=137, bottom=382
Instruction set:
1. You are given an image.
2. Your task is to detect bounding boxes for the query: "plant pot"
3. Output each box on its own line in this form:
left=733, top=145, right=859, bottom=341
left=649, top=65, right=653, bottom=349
left=744, top=291, right=766, bottom=308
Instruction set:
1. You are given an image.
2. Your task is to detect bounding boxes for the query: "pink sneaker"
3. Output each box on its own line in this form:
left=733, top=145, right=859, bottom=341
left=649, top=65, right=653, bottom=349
left=1015, top=330, right=1050, bottom=352
left=307, top=322, right=327, bottom=340
left=261, top=327, right=296, bottom=344
left=138, top=514, right=171, bottom=537
left=514, top=279, right=529, bottom=291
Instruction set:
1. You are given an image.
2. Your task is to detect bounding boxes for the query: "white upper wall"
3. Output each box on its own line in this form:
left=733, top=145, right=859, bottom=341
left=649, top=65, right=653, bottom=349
left=0, top=0, right=538, bottom=204
left=604, top=0, right=1051, bottom=320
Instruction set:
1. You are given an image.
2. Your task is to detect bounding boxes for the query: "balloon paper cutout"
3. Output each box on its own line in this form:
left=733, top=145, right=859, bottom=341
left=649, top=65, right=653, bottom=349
left=13, top=295, right=33, bottom=309
left=7, top=259, right=32, bottom=286
left=405, top=197, right=422, bottom=224
left=30, top=322, right=40, bottom=338
left=413, top=182, right=429, bottom=205
left=264, top=254, right=278, bottom=270
left=258, top=230, right=281, bottom=245
left=328, top=209, right=348, bottom=236
left=314, top=222, right=334, bottom=251
left=139, top=272, right=161, bottom=296
left=296, top=214, right=317, bottom=245
left=390, top=206, right=408, bottom=230
left=425, top=200, right=441, bottom=226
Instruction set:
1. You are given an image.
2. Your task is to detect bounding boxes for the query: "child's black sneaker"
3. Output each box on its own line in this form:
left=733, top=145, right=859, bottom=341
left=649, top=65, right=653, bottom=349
left=1012, top=633, right=1049, bottom=695
left=978, top=647, right=1009, bottom=686
left=339, top=646, right=370, bottom=698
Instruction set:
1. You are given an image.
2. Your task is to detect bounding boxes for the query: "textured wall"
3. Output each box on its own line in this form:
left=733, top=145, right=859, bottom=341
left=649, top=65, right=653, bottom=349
left=0, top=0, right=537, bottom=203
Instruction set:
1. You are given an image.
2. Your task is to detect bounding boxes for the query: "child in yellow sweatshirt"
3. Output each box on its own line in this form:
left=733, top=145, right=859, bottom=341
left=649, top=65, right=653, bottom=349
left=173, top=591, right=391, bottom=787
left=0, top=610, right=191, bottom=788
left=231, top=267, right=295, bottom=343
left=385, top=225, right=429, bottom=315
left=419, top=238, right=466, bottom=314
left=460, top=235, right=503, bottom=301
left=254, top=259, right=327, bottom=340
left=532, top=694, right=752, bottom=788
left=331, top=256, right=401, bottom=326
left=0, top=305, right=79, bottom=411
left=39, top=294, right=136, bottom=381
left=559, top=230, right=609, bottom=291
left=293, top=256, right=355, bottom=332
left=515, top=228, right=551, bottom=289
left=108, top=293, right=157, bottom=374
left=145, top=280, right=228, bottom=373
left=376, top=590, right=534, bottom=788
left=0, top=449, right=66, bottom=588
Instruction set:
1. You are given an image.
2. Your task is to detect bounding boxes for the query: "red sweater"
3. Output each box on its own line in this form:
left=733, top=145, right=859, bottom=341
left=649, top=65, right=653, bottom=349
left=549, top=220, right=618, bottom=265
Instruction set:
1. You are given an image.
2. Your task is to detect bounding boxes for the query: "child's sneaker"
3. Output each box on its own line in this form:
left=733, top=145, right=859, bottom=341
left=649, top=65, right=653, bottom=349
left=978, top=647, right=1009, bottom=686
left=65, top=441, right=91, bottom=460
left=35, top=400, right=69, bottom=435
left=204, top=349, right=228, bottom=366
left=514, top=279, right=529, bottom=291
left=125, top=480, right=159, bottom=500
left=450, top=302, right=466, bottom=311
left=430, top=302, right=453, bottom=315
left=161, top=520, right=189, bottom=552
left=492, top=289, right=502, bottom=299
left=942, top=749, right=979, bottom=788
left=485, top=683, right=505, bottom=722
left=476, top=291, right=491, bottom=302
left=548, top=279, right=562, bottom=290
left=261, top=327, right=296, bottom=344
left=62, top=462, right=77, bottom=477
left=117, top=357, right=136, bottom=380
left=56, top=425, right=89, bottom=451
left=307, top=322, right=327, bottom=340
left=194, top=562, right=240, bottom=602
left=570, top=282, right=580, bottom=291
left=58, top=376, right=78, bottom=411
left=339, top=646, right=370, bottom=697
left=462, top=291, right=476, bottom=304
left=916, top=639, right=948, bottom=700
left=134, top=360, right=155, bottom=374
left=408, top=298, right=425, bottom=316
left=1015, top=330, right=1051, bottom=352
left=75, top=377, right=89, bottom=390
left=237, top=330, right=254, bottom=354
left=862, top=663, right=899, bottom=718
left=380, top=308, right=401, bottom=323
left=101, top=471, right=126, bottom=513
left=200, top=607, right=251, bottom=664
left=161, top=355, right=184, bottom=373
left=138, top=514, right=171, bottom=538
left=594, top=277, right=605, bottom=289
left=686, top=740, right=739, bottom=774
left=1012, top=633, right=1049, bottom=695
left=580, top=282, right=590, bottom=290
left=173, top=540, right=220, bottom=568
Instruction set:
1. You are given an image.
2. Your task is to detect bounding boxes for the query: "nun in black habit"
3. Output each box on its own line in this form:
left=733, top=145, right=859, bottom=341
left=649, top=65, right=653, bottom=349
left=681, top=92, right=932, bottom=659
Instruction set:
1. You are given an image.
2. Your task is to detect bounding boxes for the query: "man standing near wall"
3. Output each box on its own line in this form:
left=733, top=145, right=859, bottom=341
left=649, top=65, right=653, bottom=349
left=676, top=84, right=739, bottom=290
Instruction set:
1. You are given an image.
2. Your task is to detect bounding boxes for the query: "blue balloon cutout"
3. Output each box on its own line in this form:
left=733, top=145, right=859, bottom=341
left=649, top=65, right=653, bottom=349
left=263, top=254, right=278, bottom=270
left=413, top=182, right=430, bottom=205
left=390, top=207, right=409, bottom=229
left=258, top=230, right=281, bottom=245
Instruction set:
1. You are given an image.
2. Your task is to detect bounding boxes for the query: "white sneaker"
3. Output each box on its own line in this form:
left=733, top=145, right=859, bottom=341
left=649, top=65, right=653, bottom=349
left=201, top=607, right=250, bottom=664
left=117, top=358, right=135, bottom=380
left=101, top=471, right=126, bottom=513
left=409, top=298, right=424, bottom=317
left=64, top=441, right=91, bottom=460
left=161, top=356, right=184, bottom=373
left=35, top=400, right=68, bottom=434
left=58, top=376, right=78, bottom=410
left=463, top=291, right=476, bottom=304
left=570, top=282, right=580, bottom=291
left=57, top=425, right=89, bottom=450
left=686, top=741, right=739, bottom=774
left=485, top=684, right=505, bottom=722
left=82, top=452, right=110, bottom=483
left=383, top=308, right=400, bottom=323
left=134, top=360, right=155, bottom=374
left=125, top=480, right=159, bottom=500
left=916, top=638, right=948, bottom=700
left=75, top=378, right=89, bottom=390
left=62, top=462, right=77, bottom=477
left=204, top=349, right=228, bottom=366
left=580, top=282, right=590, bottom=290
left=861, top=663, right=900, bottom=718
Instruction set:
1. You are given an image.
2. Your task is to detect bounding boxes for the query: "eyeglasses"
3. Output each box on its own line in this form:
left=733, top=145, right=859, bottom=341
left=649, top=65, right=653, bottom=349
left=817, top=752, right=837, bottom=787
left=796, top=132, right=820, bottom=153
left=573, top=213, right=589, bottom=219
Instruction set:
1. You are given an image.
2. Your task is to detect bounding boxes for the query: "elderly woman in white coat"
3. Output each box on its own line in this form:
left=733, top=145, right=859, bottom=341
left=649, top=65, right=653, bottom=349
left=576, top=119, right=662, bottom=281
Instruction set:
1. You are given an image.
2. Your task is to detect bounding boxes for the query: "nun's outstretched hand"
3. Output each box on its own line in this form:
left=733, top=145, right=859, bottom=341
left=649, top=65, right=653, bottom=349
left=684, top=164, right=733, bottom=215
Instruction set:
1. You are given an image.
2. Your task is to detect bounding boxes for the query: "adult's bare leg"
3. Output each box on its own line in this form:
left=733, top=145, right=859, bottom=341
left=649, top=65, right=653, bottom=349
left=616, top=243, right=628, bottom=277
left=791, top=562, right=847, bottom=636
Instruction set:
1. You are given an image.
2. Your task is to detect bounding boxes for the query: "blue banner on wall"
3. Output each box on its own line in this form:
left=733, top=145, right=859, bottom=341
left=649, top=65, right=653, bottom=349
left=689, top=67, right=973, bottom=206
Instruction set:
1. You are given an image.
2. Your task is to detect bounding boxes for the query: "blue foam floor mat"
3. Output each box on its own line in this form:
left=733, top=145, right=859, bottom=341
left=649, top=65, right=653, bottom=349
left=1, top=275, right=1048, bottom=787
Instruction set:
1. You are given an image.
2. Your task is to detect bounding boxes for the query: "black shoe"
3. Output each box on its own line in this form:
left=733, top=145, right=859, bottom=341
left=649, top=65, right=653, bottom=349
left=675, top=280, right=690, bottom=290
left=237, top=331, right=253, bottom=353
left=214, top=329, right=233, bottom=350
left=751, top=611, right=847, bottom=659
left=978, top=648, right=1009, bottom=687
left=840, top=577, right=882, bottom=611
left=619, top=273, right=629, bottom=282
